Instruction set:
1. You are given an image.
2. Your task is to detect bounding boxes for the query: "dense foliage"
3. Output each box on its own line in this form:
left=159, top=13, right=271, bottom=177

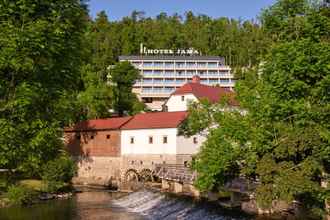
left=0, top=0, right=88, bottom=175
left=181, top=0, right=330, bottom=215
left=86, top=10, right=269, bottom=67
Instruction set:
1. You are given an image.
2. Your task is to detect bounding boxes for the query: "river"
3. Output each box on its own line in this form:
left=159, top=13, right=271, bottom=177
left=0, top=189, right=256, bottom=220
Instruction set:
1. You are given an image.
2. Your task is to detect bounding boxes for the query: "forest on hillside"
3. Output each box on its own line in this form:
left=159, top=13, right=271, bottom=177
left=87, top=10, right=270, bottom=69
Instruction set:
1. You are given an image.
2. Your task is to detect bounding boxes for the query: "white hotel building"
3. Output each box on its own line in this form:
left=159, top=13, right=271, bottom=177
left=119, top=55, right=235, bottom=111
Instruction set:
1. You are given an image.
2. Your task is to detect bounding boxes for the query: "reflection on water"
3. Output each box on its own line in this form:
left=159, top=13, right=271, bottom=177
left=0, top=191, right=145, bottom=220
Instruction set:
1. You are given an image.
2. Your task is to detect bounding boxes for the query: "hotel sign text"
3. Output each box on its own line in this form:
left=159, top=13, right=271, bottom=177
left=140, top=43, right=200, bottom=56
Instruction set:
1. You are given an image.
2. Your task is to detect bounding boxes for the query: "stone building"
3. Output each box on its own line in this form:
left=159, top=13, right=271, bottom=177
left=64, top=117, right=132, bottom=186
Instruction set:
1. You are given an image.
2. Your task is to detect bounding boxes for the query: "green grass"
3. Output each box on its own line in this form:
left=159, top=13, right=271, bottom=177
left=18, top=179, right=46, bottom=191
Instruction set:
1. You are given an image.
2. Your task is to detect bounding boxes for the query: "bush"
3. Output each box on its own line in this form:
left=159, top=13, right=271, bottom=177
left=7, top=185, right=35, bottom=205
left=41, top=156, right=76, bottom=192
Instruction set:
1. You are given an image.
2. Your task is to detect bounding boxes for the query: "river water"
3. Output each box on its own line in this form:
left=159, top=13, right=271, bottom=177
left=0, top=189, right=254, bottom=220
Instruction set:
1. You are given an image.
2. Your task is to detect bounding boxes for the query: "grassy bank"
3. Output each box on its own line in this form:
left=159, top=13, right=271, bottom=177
left=0, top=179, right=73, bottom=208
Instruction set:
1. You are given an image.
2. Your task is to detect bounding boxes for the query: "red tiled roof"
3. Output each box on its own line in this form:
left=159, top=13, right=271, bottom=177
left=172, top=82, right=239, bottom=106
left=121, top=111, right=188, bottom=130
left=64, top=116, right=132, bottom=132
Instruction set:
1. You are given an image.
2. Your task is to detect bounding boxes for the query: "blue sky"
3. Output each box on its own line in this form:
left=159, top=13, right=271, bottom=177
left=88, top=0, right=277, bottom=21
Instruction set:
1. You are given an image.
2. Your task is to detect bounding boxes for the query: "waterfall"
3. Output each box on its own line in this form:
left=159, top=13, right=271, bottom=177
left=112, top=190, right=250, bottom=220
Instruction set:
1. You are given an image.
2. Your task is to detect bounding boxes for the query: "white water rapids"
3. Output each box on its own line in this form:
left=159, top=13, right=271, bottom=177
left=112, top=190, right=250, bottom=220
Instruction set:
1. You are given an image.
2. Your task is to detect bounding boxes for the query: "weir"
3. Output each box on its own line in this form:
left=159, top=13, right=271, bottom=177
left=112, top=189, right=250, bottom=220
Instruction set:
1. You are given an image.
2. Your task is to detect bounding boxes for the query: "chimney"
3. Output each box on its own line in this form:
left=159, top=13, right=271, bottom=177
left=192, top=75, right=200, bottom=83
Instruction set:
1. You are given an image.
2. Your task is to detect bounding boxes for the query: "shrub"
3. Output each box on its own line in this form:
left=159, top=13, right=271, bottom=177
left=7, top=185, right=35, bottom=205
left=41, top=156, right=76, bottom=192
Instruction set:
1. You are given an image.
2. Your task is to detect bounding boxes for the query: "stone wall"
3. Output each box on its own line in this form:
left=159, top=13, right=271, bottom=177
left=72, top=156, right=122, bottom=187
left=71, top=154, right=194, bottom=187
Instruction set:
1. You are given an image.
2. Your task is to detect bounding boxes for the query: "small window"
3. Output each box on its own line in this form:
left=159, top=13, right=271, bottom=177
left=76, top=134, right=81, bottom=140
left=193, top=137, right=198, bottom=144
left=163, top=136, right=168, bottom=144
left=90, top=135, right=94, bottom=140
left=149, top=136, right=153, bottom=144
left=181, top=96, right=185, bottom=101
left=130, top=137, right=134, bottom=144
left=106, top=134, right=111, bottom=139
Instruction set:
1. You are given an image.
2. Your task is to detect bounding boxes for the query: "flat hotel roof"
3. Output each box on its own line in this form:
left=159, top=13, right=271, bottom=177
left=119, top=55, right=225, bottom=62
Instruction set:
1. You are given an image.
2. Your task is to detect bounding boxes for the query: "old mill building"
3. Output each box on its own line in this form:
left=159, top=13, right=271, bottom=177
left=64, top=76, right=238, bottom=187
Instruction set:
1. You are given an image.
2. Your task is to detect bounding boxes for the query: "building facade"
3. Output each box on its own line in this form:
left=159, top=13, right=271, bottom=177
left=64, top=111, right=205, bottom=187
left=165, top=75, right=239, bottom=112
left=64, top=117, right=132, bottom=186
left=119, top=55, right=235, bottom=111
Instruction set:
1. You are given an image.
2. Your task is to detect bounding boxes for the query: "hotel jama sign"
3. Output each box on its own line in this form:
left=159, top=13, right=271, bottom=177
left=140, top=43, right=200, bottom=56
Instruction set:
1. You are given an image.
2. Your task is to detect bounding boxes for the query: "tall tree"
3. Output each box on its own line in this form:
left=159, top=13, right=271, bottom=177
left=109, top=61, right=143, bottom=116
left=0, top=0, right=88, bottom=174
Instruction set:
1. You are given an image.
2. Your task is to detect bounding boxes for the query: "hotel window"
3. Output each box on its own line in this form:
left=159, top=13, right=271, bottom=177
left=149, top=136, right=153, bottom=144
left=176, top=79, right=185, bottom=84
left=130, top=137, right=134, bottom=144
left=154, top=62, right=163, bottom=67
left=142, top=87, right=152, bottom=93
left=163, top=136, right=168, bottom=144
left=143, top=62, right=153, bottom=67
left=106, top=134, right=111, bottom=139
left=219, top=70, right=228, bottom=76
left=164, top=71, right=174, bottom=76
left=193, top=137, right=198, bottom=144
left=176, top=62, right=185, bottom=68
left=76, top=134, right=81, bottom=140
left=186, top=70, right=195, bottom=76
left=181, top=96, right=185, bottom=101
left=165, top=78, right=174, bottom=84
left=197, top=62, right=206, bottom=67
left=186, top=62, right=196, bottom=68
left=164, top=87, right=174, bottom=93
left=201, top=79, right=208, bottom=84
left=143, top=78, right=153, bottom=84
left=220, top=79, right=230, bottom=84
left=143, top=70, right=153, bottom=76
left=153, top=87, right=163, bottom=93
left=90, top=135, right=94, bottom=140
left=208, top=62, right=217, bottom=68
left=177, top=71, right=184, bottom=76
left=153, top=70, right=162, bottom=76
left=164, top=62, right=174, bottom=68
left=208, top=70, right=218, bottom=76
left=153, top=79, right=163, bottom=84
left=209, top=79, right=219, bottom=85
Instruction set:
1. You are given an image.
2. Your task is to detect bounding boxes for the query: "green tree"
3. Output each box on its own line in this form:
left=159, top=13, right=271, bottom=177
left=181, top=0, right=330, bottom=215
left=0, top=0, right=88, bottom=175
left=109, top=61, right=143, bottom=116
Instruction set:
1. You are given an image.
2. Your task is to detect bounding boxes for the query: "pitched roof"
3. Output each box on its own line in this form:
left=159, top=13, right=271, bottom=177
left=64, top=116, right=132, bottom=132
left=172, top=82, right=239, bottom=106
left=121, top=111, right=188, bottom=130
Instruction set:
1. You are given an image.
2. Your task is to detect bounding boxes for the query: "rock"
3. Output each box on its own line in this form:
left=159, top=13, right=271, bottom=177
left=39, top=193, right=55, bottom=200
left=56, top=193, right=72, bottom=199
